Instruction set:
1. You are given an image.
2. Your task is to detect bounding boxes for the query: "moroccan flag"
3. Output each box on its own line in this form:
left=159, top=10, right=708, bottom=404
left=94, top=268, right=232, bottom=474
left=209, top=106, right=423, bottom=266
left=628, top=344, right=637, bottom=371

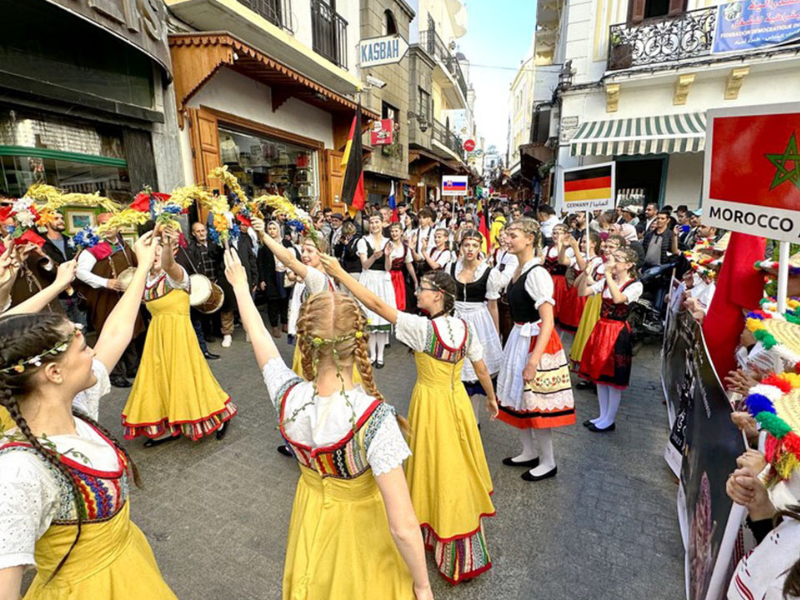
left=341, top=106, right=365, bottom=217
left=477, top=200, right=491, bottom=253
left=563, top=165, right=613, bottom=204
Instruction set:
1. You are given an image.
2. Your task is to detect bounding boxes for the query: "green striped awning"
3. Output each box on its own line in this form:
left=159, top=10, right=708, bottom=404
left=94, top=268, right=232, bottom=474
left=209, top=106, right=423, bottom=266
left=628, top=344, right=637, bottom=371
left=570, top=113, right=706, bottom=157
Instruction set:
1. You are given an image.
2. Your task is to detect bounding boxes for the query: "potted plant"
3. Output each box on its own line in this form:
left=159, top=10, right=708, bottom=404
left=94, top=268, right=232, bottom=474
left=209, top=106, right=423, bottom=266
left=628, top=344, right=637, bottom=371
left=609, top=31, right=633, bottom=70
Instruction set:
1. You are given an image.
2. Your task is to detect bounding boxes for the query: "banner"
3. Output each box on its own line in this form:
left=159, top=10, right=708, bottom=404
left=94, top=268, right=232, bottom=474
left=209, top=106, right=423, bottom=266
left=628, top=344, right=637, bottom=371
left=661, top=311, right=747, bottom=600
left=442, top=175, right=468, bottom=197
left=712, top=0, right=800, bottom=55
left=560, top=162, right=616, bottom=211
left=370, top=119, right=394, bottom=146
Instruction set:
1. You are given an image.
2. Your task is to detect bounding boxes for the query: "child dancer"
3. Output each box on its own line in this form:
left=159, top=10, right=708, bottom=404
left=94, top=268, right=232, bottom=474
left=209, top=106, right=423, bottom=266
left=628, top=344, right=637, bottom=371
left=386, top=221, right=417, bottom=311
left=578, top=247, right=642, bottom=432
left=542, top=223, right=572, bottom=322
left=558, top=233, right=602, bottom=333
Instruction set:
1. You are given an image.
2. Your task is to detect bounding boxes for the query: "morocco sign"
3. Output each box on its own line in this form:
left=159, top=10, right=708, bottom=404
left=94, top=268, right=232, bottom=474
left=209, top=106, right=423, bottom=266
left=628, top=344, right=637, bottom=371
left=560, top=162, right=616, bottom=211
left=358, top=35, right=409, bottom=68
left=703, top=103, right=800, bottom=242
left=712, top=0, right=800, bottom=55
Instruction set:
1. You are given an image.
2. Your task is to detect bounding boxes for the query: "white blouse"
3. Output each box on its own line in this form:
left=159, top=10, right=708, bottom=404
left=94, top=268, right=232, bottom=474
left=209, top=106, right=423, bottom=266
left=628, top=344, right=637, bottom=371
left=388, top=242, right=413, bottom=263
left=428, top=248, right=452, bottom=269
left=0, top=360, right=113, bottom=570
left=450, top=260, right=507, bottom=301
left=147, top=266, right=190, bottom=291
left=590, top=279, right=644, bottom=303
left=395, top=312, right=484, bottom=363
left=514, top=259, right=556, bottom=309
left=356, top=236, right=389, bottom=259
left=261, top=358, right=410, bottom=477
left=304, top=265, right=335, bottom=294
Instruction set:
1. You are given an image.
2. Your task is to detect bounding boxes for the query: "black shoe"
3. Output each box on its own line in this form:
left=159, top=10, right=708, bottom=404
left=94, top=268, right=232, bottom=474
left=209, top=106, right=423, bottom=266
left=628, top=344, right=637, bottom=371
left=582, top=419, right=595, bottom=428
left=521, top=466, right=558, bottom=482
left=588, top=422, right=616, bottom=433
left=277, top=444, right=293, bottom=457
left=204, top=351, right=220, bottom=360
left=502, top=456, right=540, bottom=468
left=126, top=369, right=138, bottom=379
left=375, top=360, right=384, bottom=369
left=215, top=420, right=230, bottom=440
left=111, top=376, right=132, bottom=388
left=576, top=380, right=593, bottom=390
left=143, top=435, right=179, bottom=448
left=205, top=336, right=217, bottom=343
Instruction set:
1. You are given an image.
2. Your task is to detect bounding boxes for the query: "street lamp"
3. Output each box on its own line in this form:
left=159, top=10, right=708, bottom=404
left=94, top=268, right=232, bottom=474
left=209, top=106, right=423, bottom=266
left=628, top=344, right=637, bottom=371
left=407, top=111, right=429, bottom=133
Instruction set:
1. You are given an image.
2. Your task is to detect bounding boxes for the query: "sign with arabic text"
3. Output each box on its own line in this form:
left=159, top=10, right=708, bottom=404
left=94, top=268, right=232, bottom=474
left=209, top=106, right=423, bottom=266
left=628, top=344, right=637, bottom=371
left=712, top=0, right=800, bottom=54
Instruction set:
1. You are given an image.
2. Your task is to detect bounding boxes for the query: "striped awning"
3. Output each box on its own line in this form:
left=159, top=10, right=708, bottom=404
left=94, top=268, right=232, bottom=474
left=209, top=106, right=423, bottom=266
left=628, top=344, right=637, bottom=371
left=570, top=113, right=706, bottom=157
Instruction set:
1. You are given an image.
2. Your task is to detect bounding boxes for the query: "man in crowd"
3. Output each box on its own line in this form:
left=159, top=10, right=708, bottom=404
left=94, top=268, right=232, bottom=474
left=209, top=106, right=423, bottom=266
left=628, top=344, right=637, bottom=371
left=621, top=205, right=640, bottom=229
left=638, top=202, right=658, bottom=235
left=329, top=212, right=344, bottom=247
left=490, top=206, right=507, bottom=247
left=218, top=218, right=259, bottom=348
left=537, top=205, right=560, bottom=245
left=571, top=212, right=588, bottom=243
left=642, top=210, right=677, bottom=313
left=41, top=210, right=87, bottom=326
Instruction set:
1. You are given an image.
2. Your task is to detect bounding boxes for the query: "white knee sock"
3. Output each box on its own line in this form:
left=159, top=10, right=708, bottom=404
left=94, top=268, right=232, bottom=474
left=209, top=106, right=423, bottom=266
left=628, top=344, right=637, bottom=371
left=510, top=428, right=538, bottom=463
left=376, top=332, right=387, bottom=363
left=597, top=387, right=622, bottom=428
left=527, top=428, right=556, bottom=476
left=368, top=334, right=377, bottom=362
left=595, top=384, right=610, bottom=424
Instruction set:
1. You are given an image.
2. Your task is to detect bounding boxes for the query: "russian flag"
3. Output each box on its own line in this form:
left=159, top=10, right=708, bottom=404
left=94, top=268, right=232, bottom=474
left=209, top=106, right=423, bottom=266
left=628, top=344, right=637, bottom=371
left=388, top=182, right=399, bottom=222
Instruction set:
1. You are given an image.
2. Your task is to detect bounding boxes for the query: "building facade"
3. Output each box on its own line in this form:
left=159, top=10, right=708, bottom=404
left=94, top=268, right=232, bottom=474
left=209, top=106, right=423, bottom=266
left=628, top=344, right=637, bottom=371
left=545, top=0, right=800, bottom=212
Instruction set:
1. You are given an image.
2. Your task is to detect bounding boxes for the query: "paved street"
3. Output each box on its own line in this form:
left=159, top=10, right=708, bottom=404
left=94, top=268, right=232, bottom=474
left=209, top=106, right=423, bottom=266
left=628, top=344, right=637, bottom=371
left=93, top=317, right=683, bottom=600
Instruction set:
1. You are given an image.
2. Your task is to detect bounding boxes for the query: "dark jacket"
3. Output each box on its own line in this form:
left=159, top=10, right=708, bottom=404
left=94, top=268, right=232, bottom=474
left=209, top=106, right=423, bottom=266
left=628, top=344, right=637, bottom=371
left=177, top=241, right=224, bottom=279
left=642, top=228, right=674, bottom=267
left=41, top=235, right=76, bottom=264
left=257, top=241, right=298, bottom=300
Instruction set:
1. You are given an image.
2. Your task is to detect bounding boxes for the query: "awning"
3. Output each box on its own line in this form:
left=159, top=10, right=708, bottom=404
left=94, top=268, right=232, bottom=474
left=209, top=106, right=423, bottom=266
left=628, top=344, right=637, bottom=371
left=570, top=113, right=706, bottom=157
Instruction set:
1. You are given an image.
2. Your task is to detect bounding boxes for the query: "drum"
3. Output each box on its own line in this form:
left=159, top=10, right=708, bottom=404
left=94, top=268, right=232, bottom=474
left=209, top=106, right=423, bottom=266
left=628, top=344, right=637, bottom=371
left=189, top=274, right=212, bottom=307
left=197, top=282, right=224, bottom=314
left=117, top=267, right=137, bottom=291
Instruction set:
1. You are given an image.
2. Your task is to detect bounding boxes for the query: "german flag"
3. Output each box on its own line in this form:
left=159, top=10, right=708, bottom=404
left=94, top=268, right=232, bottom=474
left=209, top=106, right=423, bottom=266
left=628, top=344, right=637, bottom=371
left=564, top=165, right=613, bottom=203
left=341, top=104, right=365, bottom=217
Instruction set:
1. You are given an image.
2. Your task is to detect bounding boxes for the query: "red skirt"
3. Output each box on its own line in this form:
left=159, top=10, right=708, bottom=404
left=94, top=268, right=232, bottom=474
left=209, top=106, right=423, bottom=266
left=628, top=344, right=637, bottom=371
left=558, top=284, right=586, bottom=331
left=391, top=269, right=406, bottom=311
left=552, top=274, right=568, bottom=320
left=578, top=318, right=633, bottom=389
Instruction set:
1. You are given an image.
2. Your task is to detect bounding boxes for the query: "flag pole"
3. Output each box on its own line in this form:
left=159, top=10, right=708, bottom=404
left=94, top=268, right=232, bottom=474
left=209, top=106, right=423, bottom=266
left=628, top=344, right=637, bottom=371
left=778, top=240, right=790, bottom=314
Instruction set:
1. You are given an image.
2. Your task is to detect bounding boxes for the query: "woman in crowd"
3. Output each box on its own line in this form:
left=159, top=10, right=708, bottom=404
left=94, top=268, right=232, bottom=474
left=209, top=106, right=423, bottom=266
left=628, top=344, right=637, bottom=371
left=333, top=221, right=362, bottom=283
left=449, top=229, right=506, bottom=425
left=122, top=225, right=235, bottom=446
left=558, top=233, right=603, bottom=334
left=321, top=254, right=498, bottom=585
left=578, top=247, right=643, bottom=432
left=357, top=214, right=396, bottom=368
left=496, top=218, right=575, bottom=482
left=543, top=223, right=572, bottom=322
left=422, top=229, right=453, bottom=273
left=386, top=221, right=417, bottom=311
left=223, top=248, right=433, bottom=599
left=257, top=220, right=293, bottom=338
left=0, top=232, right=177, bottom=599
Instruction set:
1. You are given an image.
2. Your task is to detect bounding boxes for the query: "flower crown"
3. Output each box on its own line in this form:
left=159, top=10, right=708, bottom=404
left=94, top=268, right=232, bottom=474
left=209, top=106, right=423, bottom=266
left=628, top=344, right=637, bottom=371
left=0, top=327, right=80, bottom=375
left=306, top=331, right=364, bottom=348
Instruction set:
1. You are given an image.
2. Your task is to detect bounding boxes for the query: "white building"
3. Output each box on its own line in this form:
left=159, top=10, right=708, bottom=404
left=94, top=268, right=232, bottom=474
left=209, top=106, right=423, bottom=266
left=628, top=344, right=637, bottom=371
left=543, top=0, right=800, bottom=211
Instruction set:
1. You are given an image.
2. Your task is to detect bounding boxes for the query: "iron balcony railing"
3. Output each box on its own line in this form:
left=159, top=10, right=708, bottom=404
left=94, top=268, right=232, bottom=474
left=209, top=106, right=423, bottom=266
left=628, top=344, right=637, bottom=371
left=608, top=6, right=718, bottom=69
left=311, top=0, right=348, bottom=69
left=239, top=0, right=293, bottom=32
left=418, top=30, right=468, bottom=100
left=432, top=119, right=464, bottom=160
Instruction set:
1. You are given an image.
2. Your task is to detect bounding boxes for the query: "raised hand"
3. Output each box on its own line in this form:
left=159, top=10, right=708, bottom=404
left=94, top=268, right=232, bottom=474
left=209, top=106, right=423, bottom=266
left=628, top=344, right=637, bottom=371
left=134, top=231, right=158, bottom=271
left=54, top=260, right=77, bottom=291
left=223, top=248, right=248, bottom=289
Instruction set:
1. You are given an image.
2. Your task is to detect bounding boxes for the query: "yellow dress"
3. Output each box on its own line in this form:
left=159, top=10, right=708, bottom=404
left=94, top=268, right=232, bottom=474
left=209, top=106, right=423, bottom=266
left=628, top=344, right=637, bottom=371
left=569, top=293, right=603, bottom=369
left=122, top=272, right=235, bottom=440
left=0, top=407, right=13, bottom=432
left=403, top=319, right=495, bottom=584
left=279, top=387, right=414, bottom=600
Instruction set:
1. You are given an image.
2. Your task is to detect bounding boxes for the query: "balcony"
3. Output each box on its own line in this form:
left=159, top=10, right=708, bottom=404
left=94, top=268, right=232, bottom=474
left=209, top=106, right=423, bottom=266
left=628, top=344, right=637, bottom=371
left=311, top=0, right=348, bottom=70
left=238, top=0, right=292, bottom=32
left=419, top=30, right=468, bottom=109
left=431, top=118, right=465, bottom=162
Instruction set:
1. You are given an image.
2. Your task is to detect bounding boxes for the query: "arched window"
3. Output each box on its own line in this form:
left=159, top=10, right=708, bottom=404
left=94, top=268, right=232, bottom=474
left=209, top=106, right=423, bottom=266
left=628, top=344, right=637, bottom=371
left=384, top=10, right=398, bottom=35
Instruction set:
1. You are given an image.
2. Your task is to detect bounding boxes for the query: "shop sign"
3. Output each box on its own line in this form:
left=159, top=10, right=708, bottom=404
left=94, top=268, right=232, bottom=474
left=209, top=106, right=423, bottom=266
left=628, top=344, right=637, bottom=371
left=712, top=0, right=800, bottom=55
left=442, top=175, right=468, bottom=197
left=45, top=0, right=171, bottom=75
left=560, top=116, right=580, bottom=144
left=359, top=34, right=409, bottom=68
left=703, top=103, right=800, bottom=242
left=370, top=119, right=394, bottom=146
left=559, top=162, right=616, bottom=211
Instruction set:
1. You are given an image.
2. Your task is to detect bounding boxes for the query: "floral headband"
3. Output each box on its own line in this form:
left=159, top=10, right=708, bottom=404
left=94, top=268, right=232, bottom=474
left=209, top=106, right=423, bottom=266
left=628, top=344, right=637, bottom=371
left=0, top=326, right=81, bottom=375
left=306, top=331, right=364, bottom=348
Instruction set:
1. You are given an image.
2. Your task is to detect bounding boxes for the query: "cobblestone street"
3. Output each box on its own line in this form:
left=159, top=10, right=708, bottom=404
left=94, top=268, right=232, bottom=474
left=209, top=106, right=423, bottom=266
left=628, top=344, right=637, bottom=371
left=95, top=320, right=684, bottom=600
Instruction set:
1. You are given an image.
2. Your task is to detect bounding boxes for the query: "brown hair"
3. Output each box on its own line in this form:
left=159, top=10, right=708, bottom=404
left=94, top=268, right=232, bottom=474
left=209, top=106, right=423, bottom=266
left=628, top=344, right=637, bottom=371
left=615, top=247, right=640, bottom=278
left=420, top=270, right=457, bottom=316
left=303, top=235, right=330, bottom=254
left=295, top=292, right=409, bottom=434
left=0, top=313, right=141, bottom=582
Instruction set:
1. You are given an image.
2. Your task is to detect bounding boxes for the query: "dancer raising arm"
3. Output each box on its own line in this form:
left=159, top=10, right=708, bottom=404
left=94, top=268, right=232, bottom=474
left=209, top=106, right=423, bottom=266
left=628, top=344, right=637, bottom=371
left=223, top=249, right=432, bottom=600
left=0, top=232, right=178, bottom=600
left=321, top=253, right=497, bottom=585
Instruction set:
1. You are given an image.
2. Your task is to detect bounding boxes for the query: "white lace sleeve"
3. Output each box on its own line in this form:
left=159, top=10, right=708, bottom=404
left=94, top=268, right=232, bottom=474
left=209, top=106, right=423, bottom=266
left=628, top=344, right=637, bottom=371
left=525, top=267, right=556, bottom=308
left=622, top=281, right=644, bottom=303
left=366, top=406, right=411, bottom=477
left=465, top=324, right=484, bottom=363
left=395, top=312, right=432, bottom=353
left=486, top=267, right=508, bottom=300
left=0, top=453, right=59, bottom=570
left=262, top=358, right=303, bottom=412
left=72, top=359, right=110, bottom=421
left=303, top=266, right=328, bottom=294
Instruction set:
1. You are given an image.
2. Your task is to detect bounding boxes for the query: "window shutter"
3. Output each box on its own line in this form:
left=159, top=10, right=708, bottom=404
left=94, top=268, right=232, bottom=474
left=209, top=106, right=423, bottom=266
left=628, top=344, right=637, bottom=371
left=668, top=0, right=687, bottom=16
left=629, top=0, right=647, bottom=24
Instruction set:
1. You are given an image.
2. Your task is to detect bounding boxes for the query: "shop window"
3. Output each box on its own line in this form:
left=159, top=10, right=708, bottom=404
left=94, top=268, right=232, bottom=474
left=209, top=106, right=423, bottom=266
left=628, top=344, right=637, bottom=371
left=384, top=10, right=398, bottom=35
left=218, top=126, right=318, bottom=207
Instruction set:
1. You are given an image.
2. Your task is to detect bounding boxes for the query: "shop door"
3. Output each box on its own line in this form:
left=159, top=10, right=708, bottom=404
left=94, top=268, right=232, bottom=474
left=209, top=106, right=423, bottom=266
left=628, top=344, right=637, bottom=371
left=188, top=108, right=222, bottom=223
left=323, top=149, right=347, bottom=212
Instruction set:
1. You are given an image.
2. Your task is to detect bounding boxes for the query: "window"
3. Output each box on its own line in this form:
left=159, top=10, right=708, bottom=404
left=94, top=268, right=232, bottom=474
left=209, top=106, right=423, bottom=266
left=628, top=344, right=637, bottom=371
left=382, top=101, right=398, bottom=123
left=384, top=10, right=398, bottom=35
left=417, top=88, right=431, bottom=123
left=628, top=0, right=686, bottom=23
left=532, top=107, right=551, bottom=144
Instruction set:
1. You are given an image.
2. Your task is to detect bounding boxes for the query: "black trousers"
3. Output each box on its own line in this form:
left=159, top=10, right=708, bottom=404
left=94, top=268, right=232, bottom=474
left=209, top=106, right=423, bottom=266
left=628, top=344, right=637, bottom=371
left=266, top=296, right=290, bottom=328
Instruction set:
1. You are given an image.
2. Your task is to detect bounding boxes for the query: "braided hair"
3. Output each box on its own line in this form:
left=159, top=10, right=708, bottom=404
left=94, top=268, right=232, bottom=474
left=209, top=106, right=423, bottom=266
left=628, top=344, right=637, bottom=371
left=0, top=313, right=141, bottom=582
left=420, top=270, right=457, bottom=317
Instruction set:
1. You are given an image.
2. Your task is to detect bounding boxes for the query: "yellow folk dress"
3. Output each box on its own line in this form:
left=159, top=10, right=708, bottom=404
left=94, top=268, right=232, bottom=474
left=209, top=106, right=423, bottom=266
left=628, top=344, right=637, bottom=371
left=264, top=358, right=414, bottom=600
left=122, top=269, right=235, bottom=440
left=396, top=313, right=495, bottom=584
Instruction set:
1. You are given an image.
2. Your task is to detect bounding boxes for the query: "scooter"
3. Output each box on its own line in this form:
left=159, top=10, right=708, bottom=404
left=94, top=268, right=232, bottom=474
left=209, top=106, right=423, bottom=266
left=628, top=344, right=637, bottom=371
left=629, top=261, right=675, bottom=349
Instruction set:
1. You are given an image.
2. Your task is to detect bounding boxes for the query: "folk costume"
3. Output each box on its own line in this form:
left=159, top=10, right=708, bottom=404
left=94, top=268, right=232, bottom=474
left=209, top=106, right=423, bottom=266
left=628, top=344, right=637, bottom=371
left=559, top=255, right=604, bottom=332
left=263, top=357, right=415, bottom=599
left=10, top=254, right=62, bottom=315
left=496, top=261, right=575, bottom=429
left=356, top=236, right=396, bottom=334
left=388, top=242, right=413, bottom=311
left=396, top=312, right=495, bottom=584
left=0, top=360, right=177, bottom=599
left=569, top=260, right=605, bottom=370
left=543, top=244, right=571, bottom=322
left=121, top=266, right=235, bottom=440
left=449, top=260, right=505, bottom=395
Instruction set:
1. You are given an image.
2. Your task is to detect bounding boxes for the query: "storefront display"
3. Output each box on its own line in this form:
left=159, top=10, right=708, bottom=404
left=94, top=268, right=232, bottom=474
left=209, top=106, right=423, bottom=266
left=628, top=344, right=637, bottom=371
left=218, top=127, right=318, bottom=207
